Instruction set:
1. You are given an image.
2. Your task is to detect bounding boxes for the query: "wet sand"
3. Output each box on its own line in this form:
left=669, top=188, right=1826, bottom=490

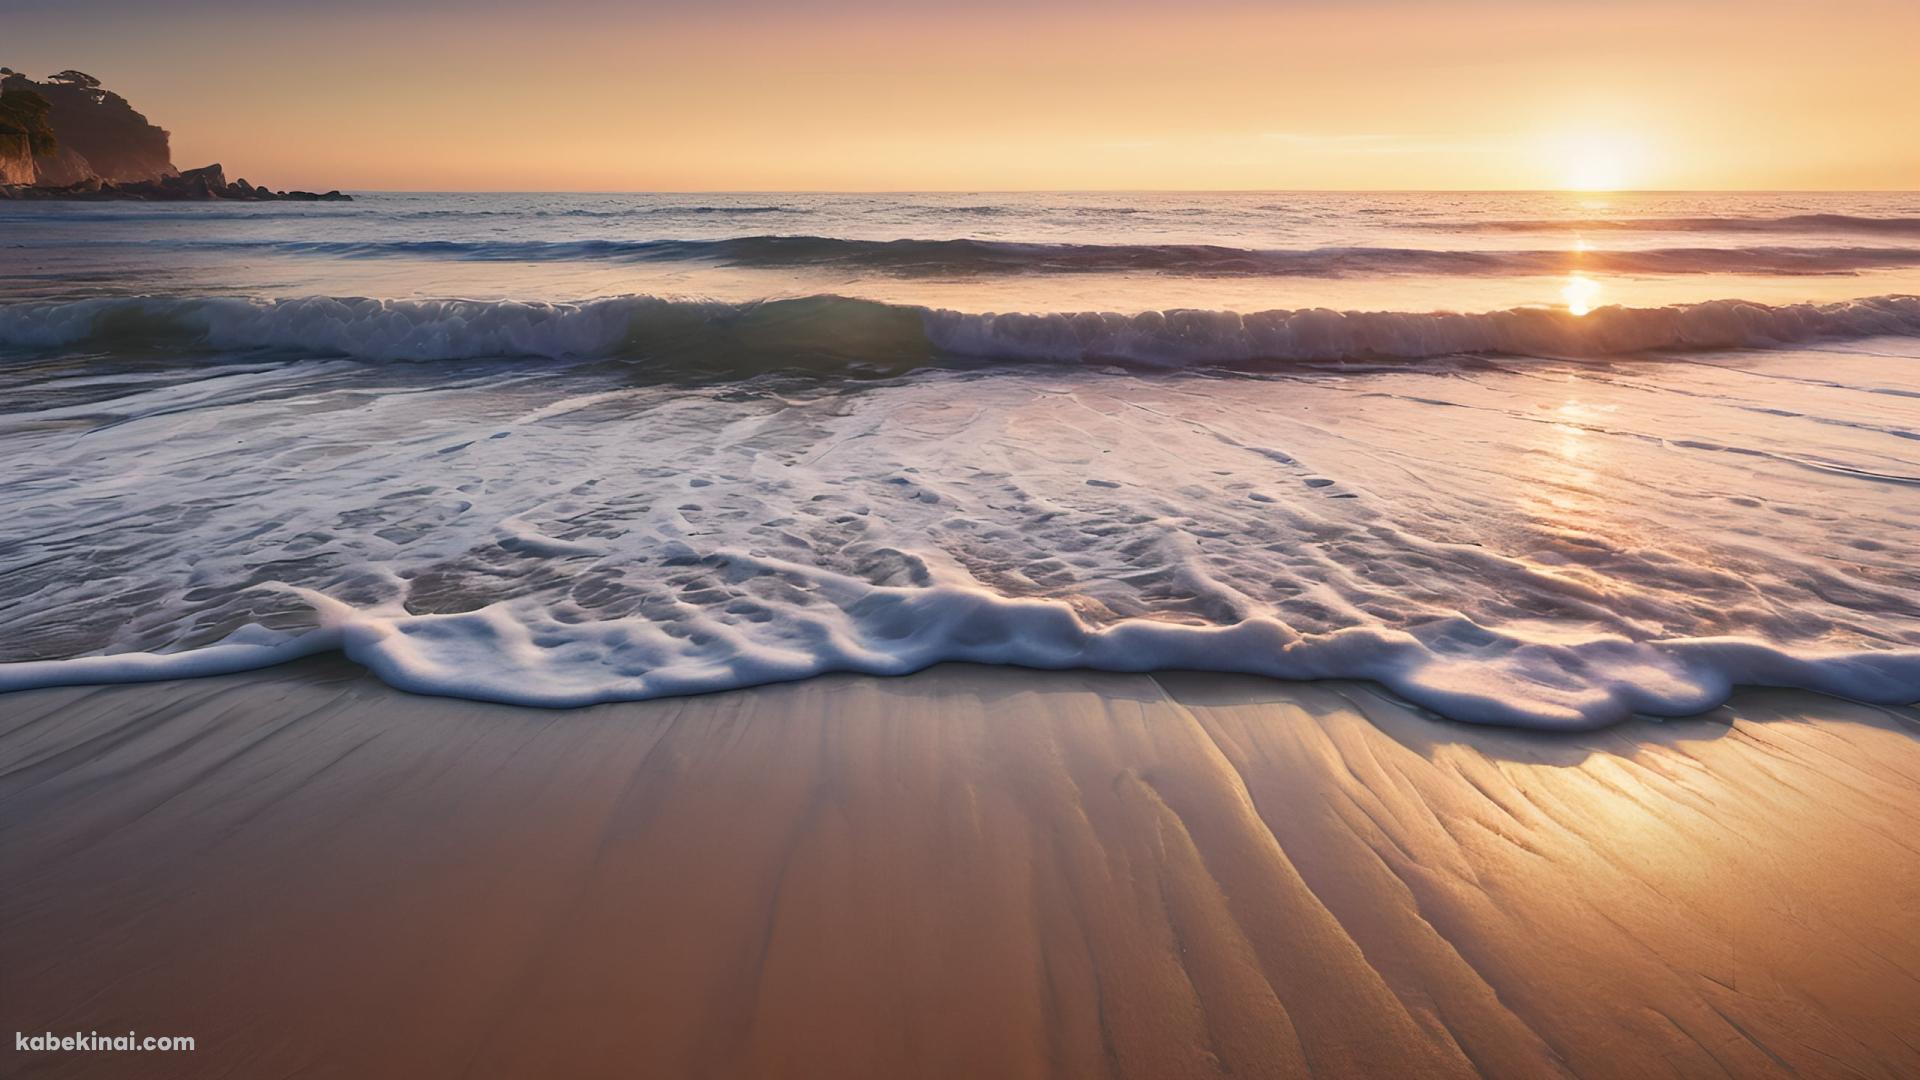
left=2, top=659, right=1916, bottom=1078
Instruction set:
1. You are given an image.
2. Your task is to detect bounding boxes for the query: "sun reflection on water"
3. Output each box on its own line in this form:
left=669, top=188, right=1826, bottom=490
left=1562, top=274, right=1601, bottom=316
left=1523, top=392, right=1619, bottom=533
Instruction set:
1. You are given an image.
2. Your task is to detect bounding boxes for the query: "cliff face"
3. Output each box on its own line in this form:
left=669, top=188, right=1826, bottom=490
left=0, top=133, right=31, bottom=185
left=0, top=68, right=345, bottom=201
left=0, top=71, right=174, bottom=184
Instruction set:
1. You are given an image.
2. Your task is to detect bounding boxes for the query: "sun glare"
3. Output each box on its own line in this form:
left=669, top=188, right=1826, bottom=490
left=1548, top=132, right=1649, bottom=191
left=1562, top=274, right=1601, bottom=316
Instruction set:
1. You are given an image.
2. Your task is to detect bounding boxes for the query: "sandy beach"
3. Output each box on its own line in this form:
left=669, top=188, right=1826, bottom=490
left=3, top=662, right=1915, bottom=1078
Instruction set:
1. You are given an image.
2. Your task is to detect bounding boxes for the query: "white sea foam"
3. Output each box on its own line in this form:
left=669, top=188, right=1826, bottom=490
left=3, top=567, right=1914, bottom=730
left=1, top=343, right=1915, bottom=729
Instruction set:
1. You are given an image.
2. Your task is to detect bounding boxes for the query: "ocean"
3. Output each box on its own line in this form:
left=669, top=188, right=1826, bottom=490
left=1, top=190, right=1916, bottom=728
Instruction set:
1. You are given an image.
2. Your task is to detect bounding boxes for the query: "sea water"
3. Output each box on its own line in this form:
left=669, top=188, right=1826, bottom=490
left=2, top=191, right=1916, bottom=728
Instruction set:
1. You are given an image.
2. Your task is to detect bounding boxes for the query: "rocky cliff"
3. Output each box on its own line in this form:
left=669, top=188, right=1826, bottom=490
left=0, top=68, right=346, bottom=201
left=0, top=70, right=174, bottom=184
left=0, top=133, right=32, bottom=185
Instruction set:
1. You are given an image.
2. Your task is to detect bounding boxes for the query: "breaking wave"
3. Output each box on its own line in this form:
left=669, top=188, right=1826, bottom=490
left=4, top=293, right=1918, bottom=369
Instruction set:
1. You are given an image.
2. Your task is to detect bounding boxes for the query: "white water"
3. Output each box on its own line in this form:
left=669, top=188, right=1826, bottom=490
left=1, top=192, right=1917, bottom=727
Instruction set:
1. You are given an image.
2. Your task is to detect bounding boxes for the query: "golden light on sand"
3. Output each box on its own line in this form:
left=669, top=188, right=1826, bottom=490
left=1562, top=273, right=1602, bottom=316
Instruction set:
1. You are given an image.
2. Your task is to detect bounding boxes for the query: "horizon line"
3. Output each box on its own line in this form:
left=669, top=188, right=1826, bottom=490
left=316, top=187, right=1920, bottom=196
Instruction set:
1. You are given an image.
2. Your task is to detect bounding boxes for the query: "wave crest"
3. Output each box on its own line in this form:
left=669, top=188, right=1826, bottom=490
left=3, top=293, right=1917, bottom=368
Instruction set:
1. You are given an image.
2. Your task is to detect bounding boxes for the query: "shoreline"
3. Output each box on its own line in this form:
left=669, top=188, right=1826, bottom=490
left=4, top=660, right=1916, bottom=1077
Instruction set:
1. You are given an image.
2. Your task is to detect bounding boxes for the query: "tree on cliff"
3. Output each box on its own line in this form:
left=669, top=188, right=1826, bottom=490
left=0, top=71, right=171, bottom=181
left=48, top=70, right=109, bottom=104
left=0, top=88, right=57, bottom=154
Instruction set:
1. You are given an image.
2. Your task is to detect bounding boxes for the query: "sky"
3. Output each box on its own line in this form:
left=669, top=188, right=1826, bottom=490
left=6, top=0, right=1918, bottom=191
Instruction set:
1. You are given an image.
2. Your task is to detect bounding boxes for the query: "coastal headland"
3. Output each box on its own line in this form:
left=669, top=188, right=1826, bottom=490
left=0, top=68, right=346, bottom=201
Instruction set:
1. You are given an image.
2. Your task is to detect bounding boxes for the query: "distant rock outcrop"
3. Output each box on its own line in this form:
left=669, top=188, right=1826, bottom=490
left=0, top=68, right=347, bottom=201
left=3, top=161, right=350, bottom=201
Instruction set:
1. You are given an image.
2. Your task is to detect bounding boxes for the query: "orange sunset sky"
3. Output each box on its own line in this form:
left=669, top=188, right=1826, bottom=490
left=7, top=0, right=1919, bottom=191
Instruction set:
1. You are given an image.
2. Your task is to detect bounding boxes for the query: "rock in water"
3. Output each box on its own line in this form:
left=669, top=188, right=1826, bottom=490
left=177, top=162, right=226, bottom=188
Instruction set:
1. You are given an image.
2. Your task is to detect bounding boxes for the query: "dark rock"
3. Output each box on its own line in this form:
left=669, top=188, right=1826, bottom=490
left=2, top=159, right=350, bottom=202
left=177, top=162, right=225, bottom=189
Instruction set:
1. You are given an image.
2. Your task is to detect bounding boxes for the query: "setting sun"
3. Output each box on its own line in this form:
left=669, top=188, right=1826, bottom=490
left=1548, top=132, right=1651, bottom=191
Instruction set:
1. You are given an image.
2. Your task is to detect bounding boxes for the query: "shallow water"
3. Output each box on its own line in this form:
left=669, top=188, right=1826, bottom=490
left=2, top=191, right=1917, bottom=727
